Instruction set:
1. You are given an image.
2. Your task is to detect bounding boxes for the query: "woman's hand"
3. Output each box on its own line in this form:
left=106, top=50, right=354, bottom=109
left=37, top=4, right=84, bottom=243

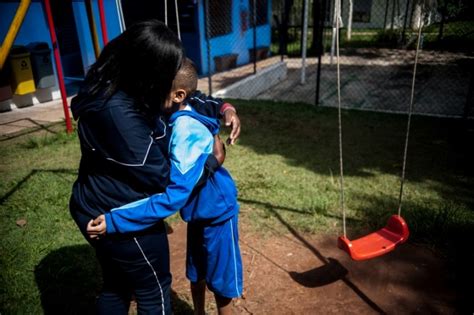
left=223, top=109, right=241, bottom=145
left=213, top=135, right=226, bottom=166
left=87, top=215, right=107, bottom=239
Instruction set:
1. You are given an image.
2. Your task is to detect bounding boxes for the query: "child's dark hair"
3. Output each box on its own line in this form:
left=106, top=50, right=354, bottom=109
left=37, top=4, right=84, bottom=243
left=173, top=58, right=198, bottom=95
left=83, top=20, right=184, bottom=113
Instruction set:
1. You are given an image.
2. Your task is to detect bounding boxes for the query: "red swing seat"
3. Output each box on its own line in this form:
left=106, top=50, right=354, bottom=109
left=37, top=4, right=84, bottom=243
left=338, top=215, right=409, bottom=261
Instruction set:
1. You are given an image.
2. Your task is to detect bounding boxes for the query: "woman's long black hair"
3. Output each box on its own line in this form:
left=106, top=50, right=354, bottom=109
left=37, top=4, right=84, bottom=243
left=83, top=20, right=184, bottom=113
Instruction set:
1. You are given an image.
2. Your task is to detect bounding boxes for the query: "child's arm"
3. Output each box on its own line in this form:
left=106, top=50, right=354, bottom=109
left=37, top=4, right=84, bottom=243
left=213, top=135, right=226, bottom=165
left=87, top=116, right=213, bottom=236
left=188, top=91, right=239, bottom=145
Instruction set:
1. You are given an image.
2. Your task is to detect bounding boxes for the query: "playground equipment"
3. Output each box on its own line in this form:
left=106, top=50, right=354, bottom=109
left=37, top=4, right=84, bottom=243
left=43, top=0, right=73, bottom=133
left=163, top=0, right=181, bottom=40
left=98, top=0, right=108, bottom=45
left=85, top=0, right=101, bottom=58
left=333, top=0, right=425, bottom=261
left=0, top=0, right=73, bottom=133
left=0, top=0, right=31, bottom=70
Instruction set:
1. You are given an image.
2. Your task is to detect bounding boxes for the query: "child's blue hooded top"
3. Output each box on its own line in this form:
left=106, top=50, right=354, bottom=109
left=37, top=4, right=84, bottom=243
left=104, top=105, right=239, bottom=234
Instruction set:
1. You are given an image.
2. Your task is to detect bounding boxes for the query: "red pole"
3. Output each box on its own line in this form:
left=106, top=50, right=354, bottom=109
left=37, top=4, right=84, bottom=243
left=43, top=0, right=73, bottom=133
left=98, top=0, right=109, bottom=45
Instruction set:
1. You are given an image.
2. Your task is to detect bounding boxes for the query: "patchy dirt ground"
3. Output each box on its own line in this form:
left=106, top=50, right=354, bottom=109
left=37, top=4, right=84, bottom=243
left=168, top=219, right=458, bottom=314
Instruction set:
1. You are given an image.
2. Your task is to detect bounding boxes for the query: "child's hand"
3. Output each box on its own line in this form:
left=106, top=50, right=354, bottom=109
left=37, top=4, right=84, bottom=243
left=223, top=107, right=240, bottom=145
left=87, top=215, right=107, bottom=239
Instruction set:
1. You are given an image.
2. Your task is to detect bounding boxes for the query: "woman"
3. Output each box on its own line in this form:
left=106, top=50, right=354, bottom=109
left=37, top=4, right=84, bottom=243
left=69, top=20, right=240, bottom=314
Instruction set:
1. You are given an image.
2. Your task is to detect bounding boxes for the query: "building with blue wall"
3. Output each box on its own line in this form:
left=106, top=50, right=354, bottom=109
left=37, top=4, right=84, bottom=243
left=119, top=0, right=272, bottom=75
left=0, top=0, right=271, bottom=103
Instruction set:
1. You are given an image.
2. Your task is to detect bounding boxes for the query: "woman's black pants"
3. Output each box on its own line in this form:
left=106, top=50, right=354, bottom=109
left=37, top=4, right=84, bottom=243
left=71, top=207, right=172, bottom=315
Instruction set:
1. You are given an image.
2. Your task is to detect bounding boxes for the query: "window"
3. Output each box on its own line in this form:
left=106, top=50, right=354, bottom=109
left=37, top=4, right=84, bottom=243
left=250, top=0, right=268, bottom=26
left=208, top=0, right=232, bottom=38
left=353, top=0, right=372, bottom=23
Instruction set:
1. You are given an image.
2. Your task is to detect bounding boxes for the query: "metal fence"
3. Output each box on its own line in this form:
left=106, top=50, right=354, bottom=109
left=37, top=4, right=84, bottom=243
left=195, top=0, right=282, bottom=98
left=201, top=0, right=473, bottom=118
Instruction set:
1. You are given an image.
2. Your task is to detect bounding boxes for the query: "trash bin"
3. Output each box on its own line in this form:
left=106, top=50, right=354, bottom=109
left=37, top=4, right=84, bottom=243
left=9, top=45, right=36, bottom=95
left=28, top=42, right=55, bottom=88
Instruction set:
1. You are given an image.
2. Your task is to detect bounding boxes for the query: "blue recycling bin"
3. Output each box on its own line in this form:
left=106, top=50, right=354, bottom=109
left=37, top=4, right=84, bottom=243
left=28, top=42, right=55, bottom=88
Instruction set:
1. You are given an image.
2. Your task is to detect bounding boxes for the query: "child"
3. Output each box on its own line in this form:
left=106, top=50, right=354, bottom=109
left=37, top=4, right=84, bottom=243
left=87, top=59, right=242, bottom=315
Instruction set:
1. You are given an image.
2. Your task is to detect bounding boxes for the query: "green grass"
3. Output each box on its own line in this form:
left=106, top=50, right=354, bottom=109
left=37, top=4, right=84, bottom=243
left=1, top=102, right=474, bottom=313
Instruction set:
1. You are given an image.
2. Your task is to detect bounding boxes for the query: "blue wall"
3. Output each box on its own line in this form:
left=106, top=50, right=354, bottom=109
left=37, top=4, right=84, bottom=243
left=1, top=0, right=124, bottom=78
left=71, top=0, right=123, bottom=72
left=189, top=0, right=271, bottom=75
left=0, top=1, right=53, bottom=54
left=1, top=0, right=271, bottom=79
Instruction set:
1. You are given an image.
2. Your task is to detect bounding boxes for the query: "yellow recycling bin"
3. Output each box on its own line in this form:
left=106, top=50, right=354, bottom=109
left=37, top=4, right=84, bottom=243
left=9, top=46, right=36, bottom=95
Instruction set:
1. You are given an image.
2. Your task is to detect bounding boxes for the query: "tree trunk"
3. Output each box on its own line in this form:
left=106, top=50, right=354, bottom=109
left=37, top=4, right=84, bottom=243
left=383, top=0, right=390, bottom=30
left=347, top=0, right=353, bottom=40
left=390, top=0, right=396, bottom=30
left=411, top=0, right=423, bottom=30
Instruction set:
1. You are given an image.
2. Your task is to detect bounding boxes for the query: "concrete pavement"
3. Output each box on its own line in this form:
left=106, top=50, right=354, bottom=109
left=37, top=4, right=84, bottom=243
left=0, top=97, right=72, bottom=138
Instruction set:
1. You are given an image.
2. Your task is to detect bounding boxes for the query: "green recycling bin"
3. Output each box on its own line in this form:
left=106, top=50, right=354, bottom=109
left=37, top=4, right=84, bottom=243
left=9, top=45, right=36, bottom=95
left=28, top=42, right=55, bottom=88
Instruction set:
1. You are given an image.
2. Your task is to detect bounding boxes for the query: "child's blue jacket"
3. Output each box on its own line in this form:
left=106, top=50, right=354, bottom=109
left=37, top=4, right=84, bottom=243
left=104, top=106, right=239, bottom=234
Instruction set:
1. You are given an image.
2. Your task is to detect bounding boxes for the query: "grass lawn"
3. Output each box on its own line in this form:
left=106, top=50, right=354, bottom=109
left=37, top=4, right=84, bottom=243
left=1, top=100, right=473, bottom=313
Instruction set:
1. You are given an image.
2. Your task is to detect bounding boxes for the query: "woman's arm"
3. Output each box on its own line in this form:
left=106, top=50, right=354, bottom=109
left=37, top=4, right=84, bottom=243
left=87, top=116, right=213, bottom=235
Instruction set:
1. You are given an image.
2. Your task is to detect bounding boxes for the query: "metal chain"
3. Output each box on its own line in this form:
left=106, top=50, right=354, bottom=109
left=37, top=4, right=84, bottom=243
left=174, top=0, right=181, bottom=40
left=397, top=11, right=424, bottom=216
left=334, top=0, right=346, bottom=238
left=164, top=0, right=168, bottom=26
left=337, top=0, right=423, bottom=232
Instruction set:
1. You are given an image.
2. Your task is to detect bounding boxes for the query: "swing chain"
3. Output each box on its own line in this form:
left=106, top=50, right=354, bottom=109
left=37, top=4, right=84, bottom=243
left=337, top=1, right=425, bottom=234
left=334, top=0, right=346, bottom=238
left=397, top=5, right=425, bottom=217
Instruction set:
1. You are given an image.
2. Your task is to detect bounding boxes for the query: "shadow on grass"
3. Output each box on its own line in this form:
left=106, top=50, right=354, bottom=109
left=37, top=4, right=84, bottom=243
left=238, top=197, right=358, bottom=224
left=35, top=245, right=100, bottom=315
left=233, top=101, right=474, bottom=210
left=35, top=245, right=194, bottom=315
left=0, top=119, right=62, bottom=142
left=0, top=168, right=78, bottom=205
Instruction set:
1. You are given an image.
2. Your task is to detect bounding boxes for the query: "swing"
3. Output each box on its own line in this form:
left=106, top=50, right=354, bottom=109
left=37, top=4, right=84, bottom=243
left=337, top=215, right=409, bottom=261
left=332, top=0, right=424, bottom=261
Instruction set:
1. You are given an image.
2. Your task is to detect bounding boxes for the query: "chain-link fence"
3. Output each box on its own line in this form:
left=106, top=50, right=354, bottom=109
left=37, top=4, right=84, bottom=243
left=192, top=0, right=283, bottom=99
left=200, top=0, right=473, bottom=118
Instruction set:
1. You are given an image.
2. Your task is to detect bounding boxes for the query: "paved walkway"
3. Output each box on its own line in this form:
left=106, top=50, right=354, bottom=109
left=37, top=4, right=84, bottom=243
left=0, top=56, right=282, bottom=138
left=0, top=97, right=72, bottom=138
left=258, top=50, right=473, bottom=118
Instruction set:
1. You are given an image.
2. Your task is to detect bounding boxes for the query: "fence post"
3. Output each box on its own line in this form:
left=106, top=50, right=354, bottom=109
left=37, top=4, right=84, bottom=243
left=204, top=0, right=212, bottom=95
left=315, top=0, right=327, bottom=106
left=253, top=0, right=257, bottom=74
left=401, top=0, right=411, bottom=44
left=301, top=0, right=309, bottom=85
